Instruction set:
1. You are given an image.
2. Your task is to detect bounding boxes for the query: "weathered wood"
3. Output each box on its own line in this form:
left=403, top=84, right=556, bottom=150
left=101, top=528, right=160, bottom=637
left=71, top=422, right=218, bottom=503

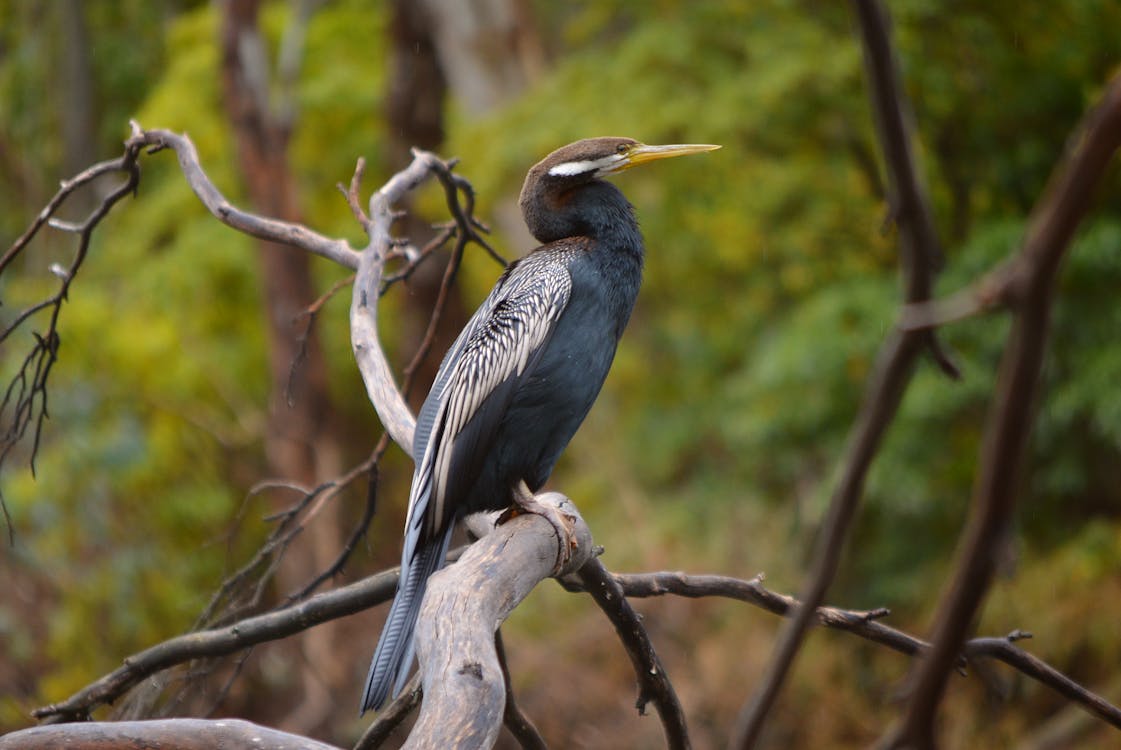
left=406, top=492, right=593, bottom=749
left=0, top=718, right=342, bottom=750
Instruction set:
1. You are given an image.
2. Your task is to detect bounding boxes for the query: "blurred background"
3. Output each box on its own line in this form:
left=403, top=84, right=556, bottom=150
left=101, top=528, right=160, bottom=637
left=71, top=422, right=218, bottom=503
left=1, top=1, right=1119, bottom=747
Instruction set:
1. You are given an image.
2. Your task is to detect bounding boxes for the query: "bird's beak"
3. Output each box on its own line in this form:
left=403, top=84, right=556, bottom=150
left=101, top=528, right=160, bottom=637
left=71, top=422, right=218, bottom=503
left=619, top=142, right=721, bottom=170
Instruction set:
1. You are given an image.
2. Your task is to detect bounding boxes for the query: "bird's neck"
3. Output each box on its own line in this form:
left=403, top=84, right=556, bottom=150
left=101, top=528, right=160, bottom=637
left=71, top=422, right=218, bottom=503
left=523, top=180, right=644, bottom=263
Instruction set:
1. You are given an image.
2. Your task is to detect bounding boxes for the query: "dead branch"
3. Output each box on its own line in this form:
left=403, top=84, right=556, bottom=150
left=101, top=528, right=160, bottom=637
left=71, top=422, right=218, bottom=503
left=406, top=493, right=593, bottom=749
left=32, top=567, right=401, bottom=723
left=0, top=138, right=145, bottom=509
left=577, top=559, right=691, bottom=750
left=597, top=571, right=1121, bottom=731
left=733, top=1, right=955, bottom=744
left=349, top=149, right=442, bottom=454
left=0, top=718, right=342, bottom=750
left=126, top=123, right=358, bottom=269
left=885, top=69, right=1121, bottom=750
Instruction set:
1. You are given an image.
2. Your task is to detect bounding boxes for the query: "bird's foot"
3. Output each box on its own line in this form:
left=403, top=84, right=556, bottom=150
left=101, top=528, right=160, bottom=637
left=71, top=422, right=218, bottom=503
left=497, top=482, right=578, bottom=573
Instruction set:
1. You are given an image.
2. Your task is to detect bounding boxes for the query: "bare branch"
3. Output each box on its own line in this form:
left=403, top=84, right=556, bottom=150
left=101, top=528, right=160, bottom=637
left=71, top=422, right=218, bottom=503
left=126, top=124, right=359, bottom=269
left=0, top=718, right=342, bottom=750
left=0, top=135, right=145, bottom=523
left=600, top=571, right=920, bottom=657
left=965, top=634, right=1121, bottom=730
left=576, top=559, right=691, bottom=750
left=885, top=70, right=1121, bottom=750
left=349, top=150, right=454, bottom=456
left=733, top=2, right=956, bottom=744
left=406, top=493, right=593, bottom=749
left=595, top=571, right=1121, bottom=731
left=32, top=567, right=401, bottom=723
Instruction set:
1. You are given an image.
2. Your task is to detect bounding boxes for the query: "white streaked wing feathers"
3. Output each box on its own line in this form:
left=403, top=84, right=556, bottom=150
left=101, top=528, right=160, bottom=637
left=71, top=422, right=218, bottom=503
left=403, top=257, right=573, bottom=551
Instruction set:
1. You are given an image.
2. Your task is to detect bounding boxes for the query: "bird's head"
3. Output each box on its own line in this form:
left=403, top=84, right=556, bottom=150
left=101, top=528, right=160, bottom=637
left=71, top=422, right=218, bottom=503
left=519, top=137, right=719, bottom=244
left=529, top=137, right=720, bottom=185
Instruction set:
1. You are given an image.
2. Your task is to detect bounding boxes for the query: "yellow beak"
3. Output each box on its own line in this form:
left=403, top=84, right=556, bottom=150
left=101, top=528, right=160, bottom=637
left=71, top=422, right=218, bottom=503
left=620, top=142, right=721, bottom=170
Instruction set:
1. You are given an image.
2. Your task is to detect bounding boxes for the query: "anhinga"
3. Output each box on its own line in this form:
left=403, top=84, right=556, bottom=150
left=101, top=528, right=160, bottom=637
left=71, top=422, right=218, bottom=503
left=361, top=137, right=719, bottom=713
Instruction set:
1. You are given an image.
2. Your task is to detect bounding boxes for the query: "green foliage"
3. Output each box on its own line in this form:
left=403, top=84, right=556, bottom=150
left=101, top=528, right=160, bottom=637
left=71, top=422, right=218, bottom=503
left=450, top=6, right=1121, bottom=738
left=1, top=0, right=391, bottom=720
left=2, top=0, right=1119, bottom=743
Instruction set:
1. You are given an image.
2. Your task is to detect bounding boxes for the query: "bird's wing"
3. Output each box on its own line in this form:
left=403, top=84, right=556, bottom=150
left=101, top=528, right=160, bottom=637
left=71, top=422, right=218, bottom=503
left=404, top=254, right=574, bottom=550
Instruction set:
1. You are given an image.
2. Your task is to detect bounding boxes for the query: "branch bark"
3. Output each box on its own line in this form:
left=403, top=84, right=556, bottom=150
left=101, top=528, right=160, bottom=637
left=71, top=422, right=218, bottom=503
left=405, top=493, right=593, bottom=748
left=577, top=559, right=692, bottom=750
left=0, top=718, right=342, bottom=750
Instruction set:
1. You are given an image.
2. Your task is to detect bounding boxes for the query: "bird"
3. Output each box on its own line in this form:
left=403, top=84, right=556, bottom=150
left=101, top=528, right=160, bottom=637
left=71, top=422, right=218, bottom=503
left=361, top=137, right=719, bottom=713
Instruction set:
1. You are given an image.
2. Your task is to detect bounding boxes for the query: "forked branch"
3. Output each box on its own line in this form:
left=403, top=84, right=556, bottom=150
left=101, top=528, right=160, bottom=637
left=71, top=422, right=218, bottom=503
left=884, top=68, right=1121, bottom=750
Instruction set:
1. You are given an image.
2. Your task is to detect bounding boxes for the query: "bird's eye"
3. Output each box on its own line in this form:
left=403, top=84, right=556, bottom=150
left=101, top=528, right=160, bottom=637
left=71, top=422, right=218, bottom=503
left=616, top=143, right=628, bottom=154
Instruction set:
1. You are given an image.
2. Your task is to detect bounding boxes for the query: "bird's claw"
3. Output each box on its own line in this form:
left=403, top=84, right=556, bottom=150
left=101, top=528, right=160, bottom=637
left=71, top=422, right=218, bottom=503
left=500, top=484, right=578, bottom=573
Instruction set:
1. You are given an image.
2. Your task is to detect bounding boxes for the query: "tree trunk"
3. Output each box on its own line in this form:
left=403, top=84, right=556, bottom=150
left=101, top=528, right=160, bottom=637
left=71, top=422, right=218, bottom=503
left=219, top=0, right=346, bottom=735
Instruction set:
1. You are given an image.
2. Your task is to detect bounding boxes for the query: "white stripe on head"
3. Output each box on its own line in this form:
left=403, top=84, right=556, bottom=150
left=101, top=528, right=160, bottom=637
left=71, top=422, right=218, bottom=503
left=547, top=154, right=624, bottom=177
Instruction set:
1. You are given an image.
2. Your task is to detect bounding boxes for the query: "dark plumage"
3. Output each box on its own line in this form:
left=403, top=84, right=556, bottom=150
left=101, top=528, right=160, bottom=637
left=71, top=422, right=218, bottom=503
left=361, top=137, right=719, bottom=713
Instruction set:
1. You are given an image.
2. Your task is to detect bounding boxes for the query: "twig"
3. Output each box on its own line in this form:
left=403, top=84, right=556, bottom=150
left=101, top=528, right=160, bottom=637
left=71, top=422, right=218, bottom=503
left=353, top=674, right=422, bottom=750
left=885, top=70, right=1121, bottom=750
left=0, top=133, right=145, bottom=517
left=496, top=629, right=548, bottom=750
left=286, top=459, right=381, bottom=602
left=576, top=558, right=691, bottom=750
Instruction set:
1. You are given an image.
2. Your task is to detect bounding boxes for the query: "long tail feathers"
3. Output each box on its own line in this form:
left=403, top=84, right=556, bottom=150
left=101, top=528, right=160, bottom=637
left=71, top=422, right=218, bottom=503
left=360, top=526, right=453, bottom=714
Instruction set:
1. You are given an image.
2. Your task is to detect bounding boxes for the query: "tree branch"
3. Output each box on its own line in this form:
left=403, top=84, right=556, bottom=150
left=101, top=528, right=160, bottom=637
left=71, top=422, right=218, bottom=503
left=0, top=136, right=145, bottom=514
left=597, top=571, right=1121, bottom=731
left=576, top=559, right=692, bottom=750
left=0, top=718, right=342, bottom=750
left=406, top=493, right=593, bottom=749
left=349, top=149, right=449, bottom=455
left=885, top=69, right=1121, bottom=750
left=32, top=567, right=402, bottom=723
left=127, top=123, right=359, bottom=268
left=732, top=2, right=958, bottom=743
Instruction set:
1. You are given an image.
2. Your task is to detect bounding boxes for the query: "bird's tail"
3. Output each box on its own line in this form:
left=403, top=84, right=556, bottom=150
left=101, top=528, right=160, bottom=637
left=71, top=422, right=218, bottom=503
left=360, top=525, right=453, bottom=714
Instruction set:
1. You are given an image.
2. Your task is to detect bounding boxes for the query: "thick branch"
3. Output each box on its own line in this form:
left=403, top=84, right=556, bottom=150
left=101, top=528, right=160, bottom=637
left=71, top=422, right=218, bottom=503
left=349, top=149, right=458, bottom=455
left=886, top=70, right=1121, bottom=750
left=407, top=493, right=593, bottom=749
left=0, top=718, right=342, bottom=750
